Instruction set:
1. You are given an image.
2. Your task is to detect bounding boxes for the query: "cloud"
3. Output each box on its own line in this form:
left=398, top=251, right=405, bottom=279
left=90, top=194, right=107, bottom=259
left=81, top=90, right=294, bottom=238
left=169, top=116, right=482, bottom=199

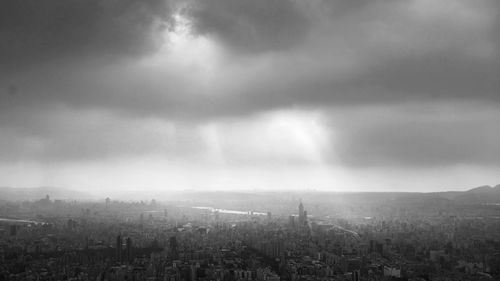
left=0, top=0, right=499, bottom=190
left=329, top=103, right=500, bottom=167
left=182, top=0, right=311, bottom=54
left=1, top=0, right=498, bottom=118
left=0, top=107, right=208, bottom=163
left=0, top=0, right=175, bottom=74
left=0, top=107, right=330, bottom=166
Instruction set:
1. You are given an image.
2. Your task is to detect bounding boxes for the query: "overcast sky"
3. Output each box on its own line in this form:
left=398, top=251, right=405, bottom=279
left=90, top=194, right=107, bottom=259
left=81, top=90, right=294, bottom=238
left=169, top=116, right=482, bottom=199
left=1, top=0, right=499, bottom=194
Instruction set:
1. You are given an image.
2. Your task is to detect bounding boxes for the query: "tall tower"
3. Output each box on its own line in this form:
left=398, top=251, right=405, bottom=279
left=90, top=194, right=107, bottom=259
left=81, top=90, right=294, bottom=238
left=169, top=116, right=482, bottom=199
left=116, top=235, right=122, bottom=262
left=126, top=237, right=132, bottom=263
left=298, top=200, right=304, bottom=225
left=169, top=236, right=179, bottom=260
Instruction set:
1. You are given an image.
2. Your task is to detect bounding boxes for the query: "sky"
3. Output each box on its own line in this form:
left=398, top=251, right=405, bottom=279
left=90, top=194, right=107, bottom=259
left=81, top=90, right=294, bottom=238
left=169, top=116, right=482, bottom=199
left=0, top=0, right=499, bottom=194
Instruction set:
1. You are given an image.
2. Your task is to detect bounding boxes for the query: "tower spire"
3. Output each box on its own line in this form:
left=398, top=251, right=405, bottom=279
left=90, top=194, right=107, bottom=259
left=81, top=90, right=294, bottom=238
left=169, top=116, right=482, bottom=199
left=299, top=200, right=304, bottom=225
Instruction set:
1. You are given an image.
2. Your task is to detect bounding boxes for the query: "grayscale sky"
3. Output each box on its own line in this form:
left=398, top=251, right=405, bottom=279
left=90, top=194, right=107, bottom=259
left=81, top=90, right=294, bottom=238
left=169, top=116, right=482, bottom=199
left=1, top=0, right=499, bottom=193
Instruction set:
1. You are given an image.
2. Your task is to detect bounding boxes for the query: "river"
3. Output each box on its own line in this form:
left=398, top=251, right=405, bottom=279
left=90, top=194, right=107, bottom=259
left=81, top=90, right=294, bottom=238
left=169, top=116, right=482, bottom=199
left=192, top=206, right=267, bottom=216
left=0, top=218, right=45, bottom=225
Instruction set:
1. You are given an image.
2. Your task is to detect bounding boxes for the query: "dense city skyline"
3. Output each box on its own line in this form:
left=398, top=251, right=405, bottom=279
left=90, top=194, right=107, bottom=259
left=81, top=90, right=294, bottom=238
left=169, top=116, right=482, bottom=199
left=1, top=0, right=499, bottom=192
left=2, top=190, right=500, bottom=280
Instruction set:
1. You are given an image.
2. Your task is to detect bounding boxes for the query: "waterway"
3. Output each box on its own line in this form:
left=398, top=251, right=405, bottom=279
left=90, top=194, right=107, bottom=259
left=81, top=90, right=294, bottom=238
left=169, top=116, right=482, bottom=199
left=0, top=218, right=45, bottom=225
left=192, top=206, right=267, bottom=216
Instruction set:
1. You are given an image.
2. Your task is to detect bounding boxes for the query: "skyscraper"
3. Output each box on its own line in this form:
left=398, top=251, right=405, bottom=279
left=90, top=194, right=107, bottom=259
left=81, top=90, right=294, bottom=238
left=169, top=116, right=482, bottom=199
left=116, top=235, right=122, bottom=262
left=126, top=237, right=132, bottom=263
left=298, top=200, right=304, bottom=225
left=169, top=236, right=179, bottom=260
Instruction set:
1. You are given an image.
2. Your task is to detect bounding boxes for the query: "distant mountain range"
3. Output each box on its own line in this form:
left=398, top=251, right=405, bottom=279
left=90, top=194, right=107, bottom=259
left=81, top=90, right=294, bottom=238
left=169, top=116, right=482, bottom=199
left=434, top=184, right=500, bottom=204
left=0, top=186, right=94, bottom=201
left=0, top=185, right=499, bottom=204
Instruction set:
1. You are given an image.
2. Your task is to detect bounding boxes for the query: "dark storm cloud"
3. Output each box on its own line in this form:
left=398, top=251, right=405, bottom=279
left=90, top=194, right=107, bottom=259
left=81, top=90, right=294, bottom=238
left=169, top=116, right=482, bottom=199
left=0, top=0, right=499, bottom=171
left=0, top=0, right=174, bottom=73
left=183, top=0, right=310, bottom=53
left=2, top=0, right=498, bottom=116
left=330, top=105, right=500, bottom=167
left=290, top=51, right=500, bottom=105
left=0, top=107, right=207, bottom=163
left=348, top=52, right=500, bottom=101
left=207, top=52, right=499, bottom=119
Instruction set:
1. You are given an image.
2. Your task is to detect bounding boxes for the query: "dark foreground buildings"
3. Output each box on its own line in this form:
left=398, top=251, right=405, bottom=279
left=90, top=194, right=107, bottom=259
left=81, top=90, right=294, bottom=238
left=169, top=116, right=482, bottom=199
left=1, top=195, right=500, bottom=280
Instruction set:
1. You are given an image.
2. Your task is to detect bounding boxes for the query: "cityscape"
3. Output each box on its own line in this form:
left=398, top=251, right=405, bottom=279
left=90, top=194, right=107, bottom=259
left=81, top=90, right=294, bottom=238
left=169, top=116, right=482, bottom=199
left=1, top=186, right=500, bottom=280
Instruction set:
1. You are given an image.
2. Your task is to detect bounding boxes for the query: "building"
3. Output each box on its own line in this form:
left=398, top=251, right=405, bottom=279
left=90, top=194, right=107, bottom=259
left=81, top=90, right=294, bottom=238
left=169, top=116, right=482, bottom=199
left=116, top=235, right=122, bottom=262
left=298, top=201, right=308, bottom=228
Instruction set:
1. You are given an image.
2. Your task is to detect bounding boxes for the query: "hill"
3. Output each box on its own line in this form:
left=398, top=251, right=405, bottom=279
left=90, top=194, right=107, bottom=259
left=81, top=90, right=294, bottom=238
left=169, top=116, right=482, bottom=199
left=0, top=186, right=94, bottom=201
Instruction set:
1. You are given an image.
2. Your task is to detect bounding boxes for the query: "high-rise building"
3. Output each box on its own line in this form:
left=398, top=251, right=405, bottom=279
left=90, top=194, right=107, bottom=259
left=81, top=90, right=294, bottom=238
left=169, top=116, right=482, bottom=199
left=298, top=201, right=308, bottom=227
left=169, top=236, right=179, bottom=260
left=298, top=201, right=304, bottom=225
left=352, top=270, right=361, bottom=281
left=190, top=264, right=197, bottom=281
left=126, top=237, right=132, bottom=263
left=116, top=235, right=122, bottom=262
left=9, top=225, right=17, bottom=236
